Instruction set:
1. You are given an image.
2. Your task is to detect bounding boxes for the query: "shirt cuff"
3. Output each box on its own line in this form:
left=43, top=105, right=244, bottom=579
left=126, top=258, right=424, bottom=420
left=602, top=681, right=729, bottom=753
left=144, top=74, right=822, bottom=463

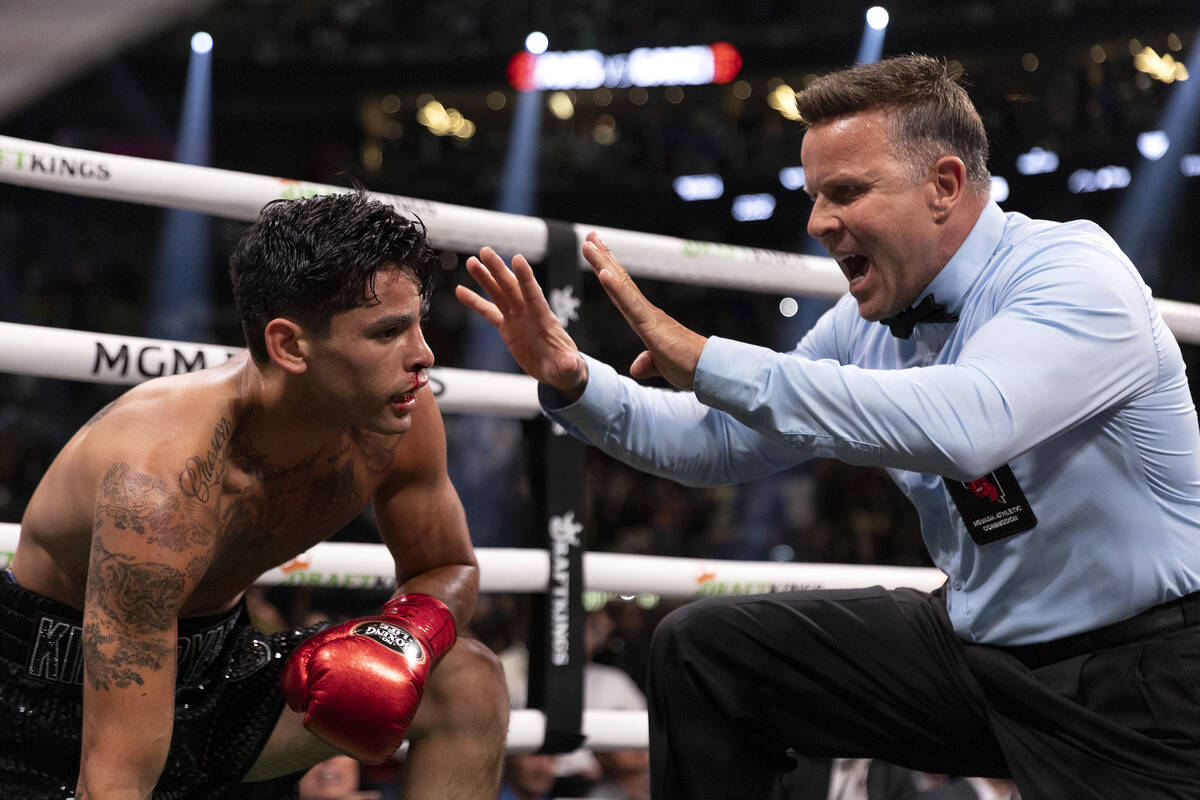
left=694, top=335, right=772, bottom=411
left=537, top=354, right=623, bottom=442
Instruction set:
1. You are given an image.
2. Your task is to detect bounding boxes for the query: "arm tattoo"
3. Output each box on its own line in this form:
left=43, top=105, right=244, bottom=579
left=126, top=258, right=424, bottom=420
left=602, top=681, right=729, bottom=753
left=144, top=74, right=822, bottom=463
left=81, top=544, right=175, bottom=695
left=86, top=540, right=183, bottom=633
left=179, top=417, right=232, bottom=502
left=81, top=621, right=169, bottom=691
left=83, top=540, right=178, bottom=691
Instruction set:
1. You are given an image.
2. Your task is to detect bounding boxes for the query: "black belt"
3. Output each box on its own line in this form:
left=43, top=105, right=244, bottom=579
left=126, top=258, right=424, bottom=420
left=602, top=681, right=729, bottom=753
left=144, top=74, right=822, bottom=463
left=997, top=590, right=1200, bottom=669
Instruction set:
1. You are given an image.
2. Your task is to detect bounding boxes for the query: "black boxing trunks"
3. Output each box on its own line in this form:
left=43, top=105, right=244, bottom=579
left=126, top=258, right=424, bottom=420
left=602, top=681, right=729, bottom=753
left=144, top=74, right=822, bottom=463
left=0, top=570, right=324, bottom=799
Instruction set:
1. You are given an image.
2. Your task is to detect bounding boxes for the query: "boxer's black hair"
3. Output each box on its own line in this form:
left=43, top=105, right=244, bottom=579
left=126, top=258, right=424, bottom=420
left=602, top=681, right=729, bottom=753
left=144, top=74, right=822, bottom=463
left=229, top=191, right=437, bottom=364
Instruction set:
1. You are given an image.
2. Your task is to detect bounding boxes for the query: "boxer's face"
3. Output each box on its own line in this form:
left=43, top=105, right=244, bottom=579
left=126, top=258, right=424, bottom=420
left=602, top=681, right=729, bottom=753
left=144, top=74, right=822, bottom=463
left=302, top=266, right=434, bottom=436
left=802, top=109, right=946, bottom=321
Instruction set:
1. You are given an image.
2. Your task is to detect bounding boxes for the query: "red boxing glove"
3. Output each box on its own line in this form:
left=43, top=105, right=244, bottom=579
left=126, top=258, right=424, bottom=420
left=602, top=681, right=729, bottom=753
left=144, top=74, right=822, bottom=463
left=280, top=593, right=457, bottom=764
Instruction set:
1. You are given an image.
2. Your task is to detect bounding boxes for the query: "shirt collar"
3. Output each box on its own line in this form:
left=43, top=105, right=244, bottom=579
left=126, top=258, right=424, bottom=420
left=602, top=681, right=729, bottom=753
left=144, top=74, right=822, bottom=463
left=917, top=200, right=1006, bottom=315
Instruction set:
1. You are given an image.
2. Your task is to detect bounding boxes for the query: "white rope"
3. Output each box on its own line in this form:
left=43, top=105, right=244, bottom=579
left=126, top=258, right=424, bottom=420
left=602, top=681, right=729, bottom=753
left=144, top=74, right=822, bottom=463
left=504, top=709, right=648, bottom=753
left=394, top=709, right=648, bottom=755
left=0, top=523, right=946, bottom=596
left=0, top=321, right=541, bottom=418
left=0, top=134, right=846, bottom=297
left=5, top=134, right=1200, bottom=341
left=1, top=521, right=937, bottom=753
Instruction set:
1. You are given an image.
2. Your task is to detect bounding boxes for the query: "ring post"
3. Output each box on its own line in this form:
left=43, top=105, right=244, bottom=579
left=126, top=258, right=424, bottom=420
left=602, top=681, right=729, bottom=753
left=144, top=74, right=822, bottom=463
left=525, top=220, right=588, bottom=754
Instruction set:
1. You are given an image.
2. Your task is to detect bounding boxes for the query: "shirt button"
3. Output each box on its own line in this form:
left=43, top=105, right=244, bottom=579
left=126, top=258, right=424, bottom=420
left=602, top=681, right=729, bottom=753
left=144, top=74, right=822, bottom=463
left=952, top=581, right=963, bottom=590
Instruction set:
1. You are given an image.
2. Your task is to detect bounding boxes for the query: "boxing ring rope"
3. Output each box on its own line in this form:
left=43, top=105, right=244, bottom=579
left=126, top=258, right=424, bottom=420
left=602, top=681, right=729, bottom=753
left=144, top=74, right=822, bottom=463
left=3, top=134, right=1200, bottom=758
left=0, top=524, right=944, bottom=598
left=4, top=134, right=1200, bottom=340
left=0, top=321, right=541, bottom=417
left=0, top=520, right=940, bottom=752
left=0, top=135, right=847, bottom=298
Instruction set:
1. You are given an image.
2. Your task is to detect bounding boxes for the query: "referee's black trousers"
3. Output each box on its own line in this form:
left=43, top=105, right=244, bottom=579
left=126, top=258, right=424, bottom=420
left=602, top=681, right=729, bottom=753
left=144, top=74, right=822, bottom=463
left=646, top=587, right=1200, bottom=799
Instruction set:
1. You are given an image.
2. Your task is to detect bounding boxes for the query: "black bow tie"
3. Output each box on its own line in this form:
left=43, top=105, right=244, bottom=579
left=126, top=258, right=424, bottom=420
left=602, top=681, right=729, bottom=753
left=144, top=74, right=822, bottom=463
left=880, top=295, right=959, bottom=339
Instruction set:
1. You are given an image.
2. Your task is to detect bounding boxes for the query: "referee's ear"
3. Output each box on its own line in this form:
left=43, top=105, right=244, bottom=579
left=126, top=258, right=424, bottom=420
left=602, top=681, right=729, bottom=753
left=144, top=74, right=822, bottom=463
left=930, top=155, right=969, bottom=219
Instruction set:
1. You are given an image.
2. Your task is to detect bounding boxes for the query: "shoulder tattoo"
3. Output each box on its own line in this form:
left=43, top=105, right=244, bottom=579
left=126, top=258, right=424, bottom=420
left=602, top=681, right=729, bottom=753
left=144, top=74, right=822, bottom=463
left=97, top=462, right=215, bottom=552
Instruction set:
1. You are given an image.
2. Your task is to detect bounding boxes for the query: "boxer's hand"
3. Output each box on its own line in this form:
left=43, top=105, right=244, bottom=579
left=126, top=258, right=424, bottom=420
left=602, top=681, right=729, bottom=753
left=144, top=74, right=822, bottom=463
left=581, top=232, right=707, bottom=390
left=457, top=247, right=589, bottom=402
left=281, top=594, right=456, bottom=764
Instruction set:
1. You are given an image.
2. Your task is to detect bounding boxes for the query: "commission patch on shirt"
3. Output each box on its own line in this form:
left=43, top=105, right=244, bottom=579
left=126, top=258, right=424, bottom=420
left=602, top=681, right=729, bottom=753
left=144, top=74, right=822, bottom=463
left=944, top=465, right=1038, bottom=544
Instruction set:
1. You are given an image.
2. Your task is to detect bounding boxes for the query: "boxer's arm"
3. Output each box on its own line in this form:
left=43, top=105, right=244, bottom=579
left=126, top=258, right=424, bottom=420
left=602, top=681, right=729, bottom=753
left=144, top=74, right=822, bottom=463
left=282, top=394, right=471, bottom=762
left=77, top=450, right=217, bottom=796
left=372, top=388, right=478, bottom=630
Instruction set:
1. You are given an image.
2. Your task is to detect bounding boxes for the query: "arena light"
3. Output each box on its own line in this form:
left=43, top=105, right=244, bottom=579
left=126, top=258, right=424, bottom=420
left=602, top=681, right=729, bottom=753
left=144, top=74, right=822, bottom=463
left=866, top=6, right=889, bottom=30
left=417, top=99, right=476, bottom=139
left=673, top=173, right=724, bottom=201
left=1016, top=147, right=1059, bottom=175
left=1137, top=130, right=1171, bottom=160
left=190, top=32, right=212, bottom=55
left=732, top=193, right=776, bottom=221
left=767, top=83, right=801, bottom=121
left=1182, top=154, right=1200, bottom=177
left=507, top=42, right=741, bottom=91
left=1113, top=28, right=1200, bottom=285
left=857, top=7, right=889, bottom=64
left=779, top=166, right=805, bottom=190
left=525, top=31, right=548, bottom=55
left=1134, top=46, right=1189, bottom=83
left=989, top=175, right=1010, bottom=203
left=1067, top=166, right=1132, bottom=193
left=547, top=91, right=574, bottom=120
left=151, top=29, right=214, bottom=341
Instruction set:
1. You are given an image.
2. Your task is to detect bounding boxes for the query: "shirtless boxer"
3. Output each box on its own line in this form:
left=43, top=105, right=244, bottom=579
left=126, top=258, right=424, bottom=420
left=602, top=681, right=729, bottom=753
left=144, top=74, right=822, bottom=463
left=2, top=191, right=508, bottom=799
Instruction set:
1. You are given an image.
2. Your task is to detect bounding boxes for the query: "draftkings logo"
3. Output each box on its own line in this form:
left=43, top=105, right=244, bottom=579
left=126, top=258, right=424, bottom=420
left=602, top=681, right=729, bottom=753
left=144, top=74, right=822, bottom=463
left=0, top=146, right=112, bottom=181
left=275, top=181, right=439, bottom=221
left=548, top=510, right=583, bottom=666
left=277, top=179, right=346, bottom=201
left=278, top=550, right=389, bottom=589
left=692, top=566, right=821, bottom=597
left=279, top=553, right=313, bottom=574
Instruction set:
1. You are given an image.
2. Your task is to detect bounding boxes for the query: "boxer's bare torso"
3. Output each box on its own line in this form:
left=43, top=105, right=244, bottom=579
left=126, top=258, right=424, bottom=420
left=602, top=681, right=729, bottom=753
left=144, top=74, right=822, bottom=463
left=14, top=352, right=415, bottom=618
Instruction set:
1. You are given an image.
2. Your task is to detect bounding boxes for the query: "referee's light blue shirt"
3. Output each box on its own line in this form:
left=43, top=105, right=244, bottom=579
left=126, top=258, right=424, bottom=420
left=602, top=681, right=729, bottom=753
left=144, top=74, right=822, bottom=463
left=542, top=201, right=1200, bottom=644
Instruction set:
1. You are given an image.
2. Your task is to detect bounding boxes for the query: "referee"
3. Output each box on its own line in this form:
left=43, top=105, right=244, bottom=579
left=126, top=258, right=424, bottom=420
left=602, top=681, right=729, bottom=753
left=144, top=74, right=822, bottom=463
left=458, top=54, right=1200, bottom=799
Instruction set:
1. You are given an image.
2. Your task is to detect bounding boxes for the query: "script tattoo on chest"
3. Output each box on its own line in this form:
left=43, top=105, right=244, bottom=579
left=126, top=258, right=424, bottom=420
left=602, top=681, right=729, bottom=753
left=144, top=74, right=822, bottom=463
left=179, top=417, right=233, bottom=502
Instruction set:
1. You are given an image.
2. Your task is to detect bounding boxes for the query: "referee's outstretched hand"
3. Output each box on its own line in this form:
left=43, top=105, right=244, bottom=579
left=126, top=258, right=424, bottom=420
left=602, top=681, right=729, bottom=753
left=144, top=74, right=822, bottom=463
left=457, top=247, right=589, bottom=402
left=581, top=231, right=707, bottom=390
